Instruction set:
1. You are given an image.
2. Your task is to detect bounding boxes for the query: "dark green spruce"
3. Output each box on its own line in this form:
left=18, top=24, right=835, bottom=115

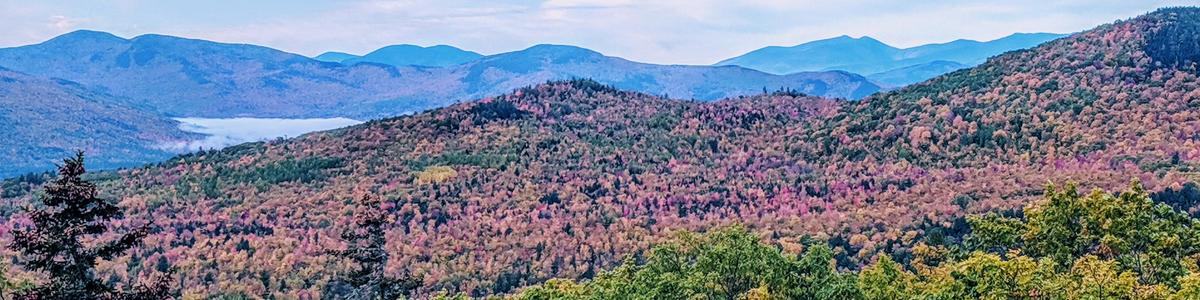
left=9, top=152, right=172, bottom=300
left=326, top=194, right=420, bottom=300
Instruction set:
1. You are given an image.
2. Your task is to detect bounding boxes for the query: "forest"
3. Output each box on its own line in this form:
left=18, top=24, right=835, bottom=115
left=500, top=182, right=1200, bottom=300
left=3, top=6, right=1200, bottom=300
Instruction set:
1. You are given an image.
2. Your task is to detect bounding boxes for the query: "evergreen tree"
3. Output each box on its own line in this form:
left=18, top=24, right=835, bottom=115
left=9, top=151, right=172, bottom=300
left=327, top=194, right=420, bottom=300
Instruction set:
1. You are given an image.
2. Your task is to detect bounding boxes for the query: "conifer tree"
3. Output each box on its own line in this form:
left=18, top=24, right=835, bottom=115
left=9, top=152, right=172, bottom=300
left=327, top=194, right=420, bottom=300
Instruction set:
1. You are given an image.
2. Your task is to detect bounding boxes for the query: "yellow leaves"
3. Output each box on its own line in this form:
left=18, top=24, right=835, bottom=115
left=859, top=255, right=914, bottom=300
left=849, top=234, right=870, bottom=248
left=1175, top=272, right=1200, bottom=300
left=735, top=284, right=771, bottom=300
left=415, top=166, right=457, bottom=185
left=513, top=278, right=586, bottom=300
left=1062, top=255, right=1139, bottom=299
left=902, top=230, right=920, bottom=244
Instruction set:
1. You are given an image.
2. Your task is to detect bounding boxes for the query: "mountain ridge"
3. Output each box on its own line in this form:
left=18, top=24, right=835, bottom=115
left=717, top=32, right=1067, bottom=84
left=0, top=32, right=879, bottom=175
left=0, top=31, right=879, bottom=120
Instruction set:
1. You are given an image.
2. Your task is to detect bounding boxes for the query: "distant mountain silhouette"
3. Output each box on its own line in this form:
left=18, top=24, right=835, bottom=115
left=866, top=60, right=968, bottom=87
left=717, top=35, right=897, bottom=75
left=451, top=44, right=881, bottom=101
left=717, top=33, right=1066, bottom=85
left=341, top=44, right=483, bottom=67
left=0, top=31, right=880, bottom=120
left=314, top=51, right=358, bottom=63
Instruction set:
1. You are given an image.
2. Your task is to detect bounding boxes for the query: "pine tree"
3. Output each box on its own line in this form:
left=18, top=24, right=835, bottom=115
left=9, top=152, right=172, bottom=300
left=327, top=194, right=420, bottom=300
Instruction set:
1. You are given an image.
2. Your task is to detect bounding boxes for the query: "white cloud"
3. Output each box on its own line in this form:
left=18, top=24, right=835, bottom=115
left=47, top=15, right=86, bottom=30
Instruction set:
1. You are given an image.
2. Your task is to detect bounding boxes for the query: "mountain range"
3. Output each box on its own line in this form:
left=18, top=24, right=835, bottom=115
left=0, top=31, right=877, bottom=120
left=1, top=7, right=1197, bottom=297
left=0, top=32, right=879, bottom=176
left=717, top=32, right=1066, bottom=86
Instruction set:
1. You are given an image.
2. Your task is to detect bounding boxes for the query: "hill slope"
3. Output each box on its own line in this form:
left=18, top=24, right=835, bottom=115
left=0, top=67, right=195, bottom=177
left=6, top=7, right=1200, bottom=299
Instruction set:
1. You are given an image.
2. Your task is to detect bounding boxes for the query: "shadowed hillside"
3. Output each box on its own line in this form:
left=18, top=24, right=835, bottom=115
left=0, top=67, right=197, bottom=177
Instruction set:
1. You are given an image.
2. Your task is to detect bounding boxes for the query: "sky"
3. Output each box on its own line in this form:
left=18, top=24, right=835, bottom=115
left=0, top=0, right=1191, bottom=65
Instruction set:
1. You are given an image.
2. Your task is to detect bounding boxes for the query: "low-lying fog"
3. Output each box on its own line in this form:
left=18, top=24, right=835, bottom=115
left=158, top=117, right=363, bottom=152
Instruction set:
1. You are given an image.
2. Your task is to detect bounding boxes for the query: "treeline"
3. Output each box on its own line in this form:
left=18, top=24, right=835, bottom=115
left=1, top=154, right=415, bottom=300
left=491, top=182, right=1200, bottom=299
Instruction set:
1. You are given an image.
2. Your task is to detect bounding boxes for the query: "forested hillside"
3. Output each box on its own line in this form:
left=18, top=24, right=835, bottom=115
left=0, top=67, right=197, bottom=177
left=4, top=6, right=1200, bottom=299
left=505, top=183, right=1200, bottom=299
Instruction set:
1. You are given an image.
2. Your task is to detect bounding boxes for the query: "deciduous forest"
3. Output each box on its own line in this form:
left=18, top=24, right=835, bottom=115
left=4, top=6, right=1200, bottom=300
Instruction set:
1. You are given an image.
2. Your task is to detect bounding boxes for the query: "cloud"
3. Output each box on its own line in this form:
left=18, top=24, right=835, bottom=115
left=47, top=15, right=86, bottom=30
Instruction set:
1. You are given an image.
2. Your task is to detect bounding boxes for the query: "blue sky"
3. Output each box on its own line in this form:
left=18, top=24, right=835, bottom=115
left=0, top=0, right=1189, bottom=64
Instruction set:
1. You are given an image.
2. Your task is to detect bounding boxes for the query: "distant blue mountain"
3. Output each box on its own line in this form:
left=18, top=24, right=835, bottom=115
left=716, top=36, right=897, bottom=75
left=0, top=31, right=883, bottom=176
left=314, top=51, right=358, bottom=63
left=453, top=44, right=881, bottom=100
left=341, top=44, right=483, bottom=67
left=0, top=31, right=880, bottom=120
left=866, top=60, right=968, bottom=87
left=717, top=33, right=1067, bottom=86
left=896, top=33, right=1067, bottom=66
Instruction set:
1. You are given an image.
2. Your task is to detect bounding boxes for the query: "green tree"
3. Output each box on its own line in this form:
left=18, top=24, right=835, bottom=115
left=964, top=213, right=1026, bottom=254
left=515, top=226, right=863, bottom=300
left=791, top=244, right=859, bottom=299
left=858, top=255, right=911, bottom=300
left=8, top=152, right=172, bottom=300
left=1022, top=182, right=1200, bottom=286
left=327, top=194, right=420, bottom=300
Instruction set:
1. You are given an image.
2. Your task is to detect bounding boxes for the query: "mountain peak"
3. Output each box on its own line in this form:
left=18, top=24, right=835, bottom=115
left=44, top=30, right=127, bottom=45
left=342, top=44, right=482, bottom=67
left=804, top=35, right=888, bottom=47
left=314, top=51, right=359, bottom=63
left=523, top=44, right=600, bottom=54
left=507, top=44, right=606, bottom=60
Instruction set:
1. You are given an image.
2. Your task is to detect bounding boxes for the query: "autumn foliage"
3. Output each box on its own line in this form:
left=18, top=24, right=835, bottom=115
left=3, top=7, right=1200, bottom=299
